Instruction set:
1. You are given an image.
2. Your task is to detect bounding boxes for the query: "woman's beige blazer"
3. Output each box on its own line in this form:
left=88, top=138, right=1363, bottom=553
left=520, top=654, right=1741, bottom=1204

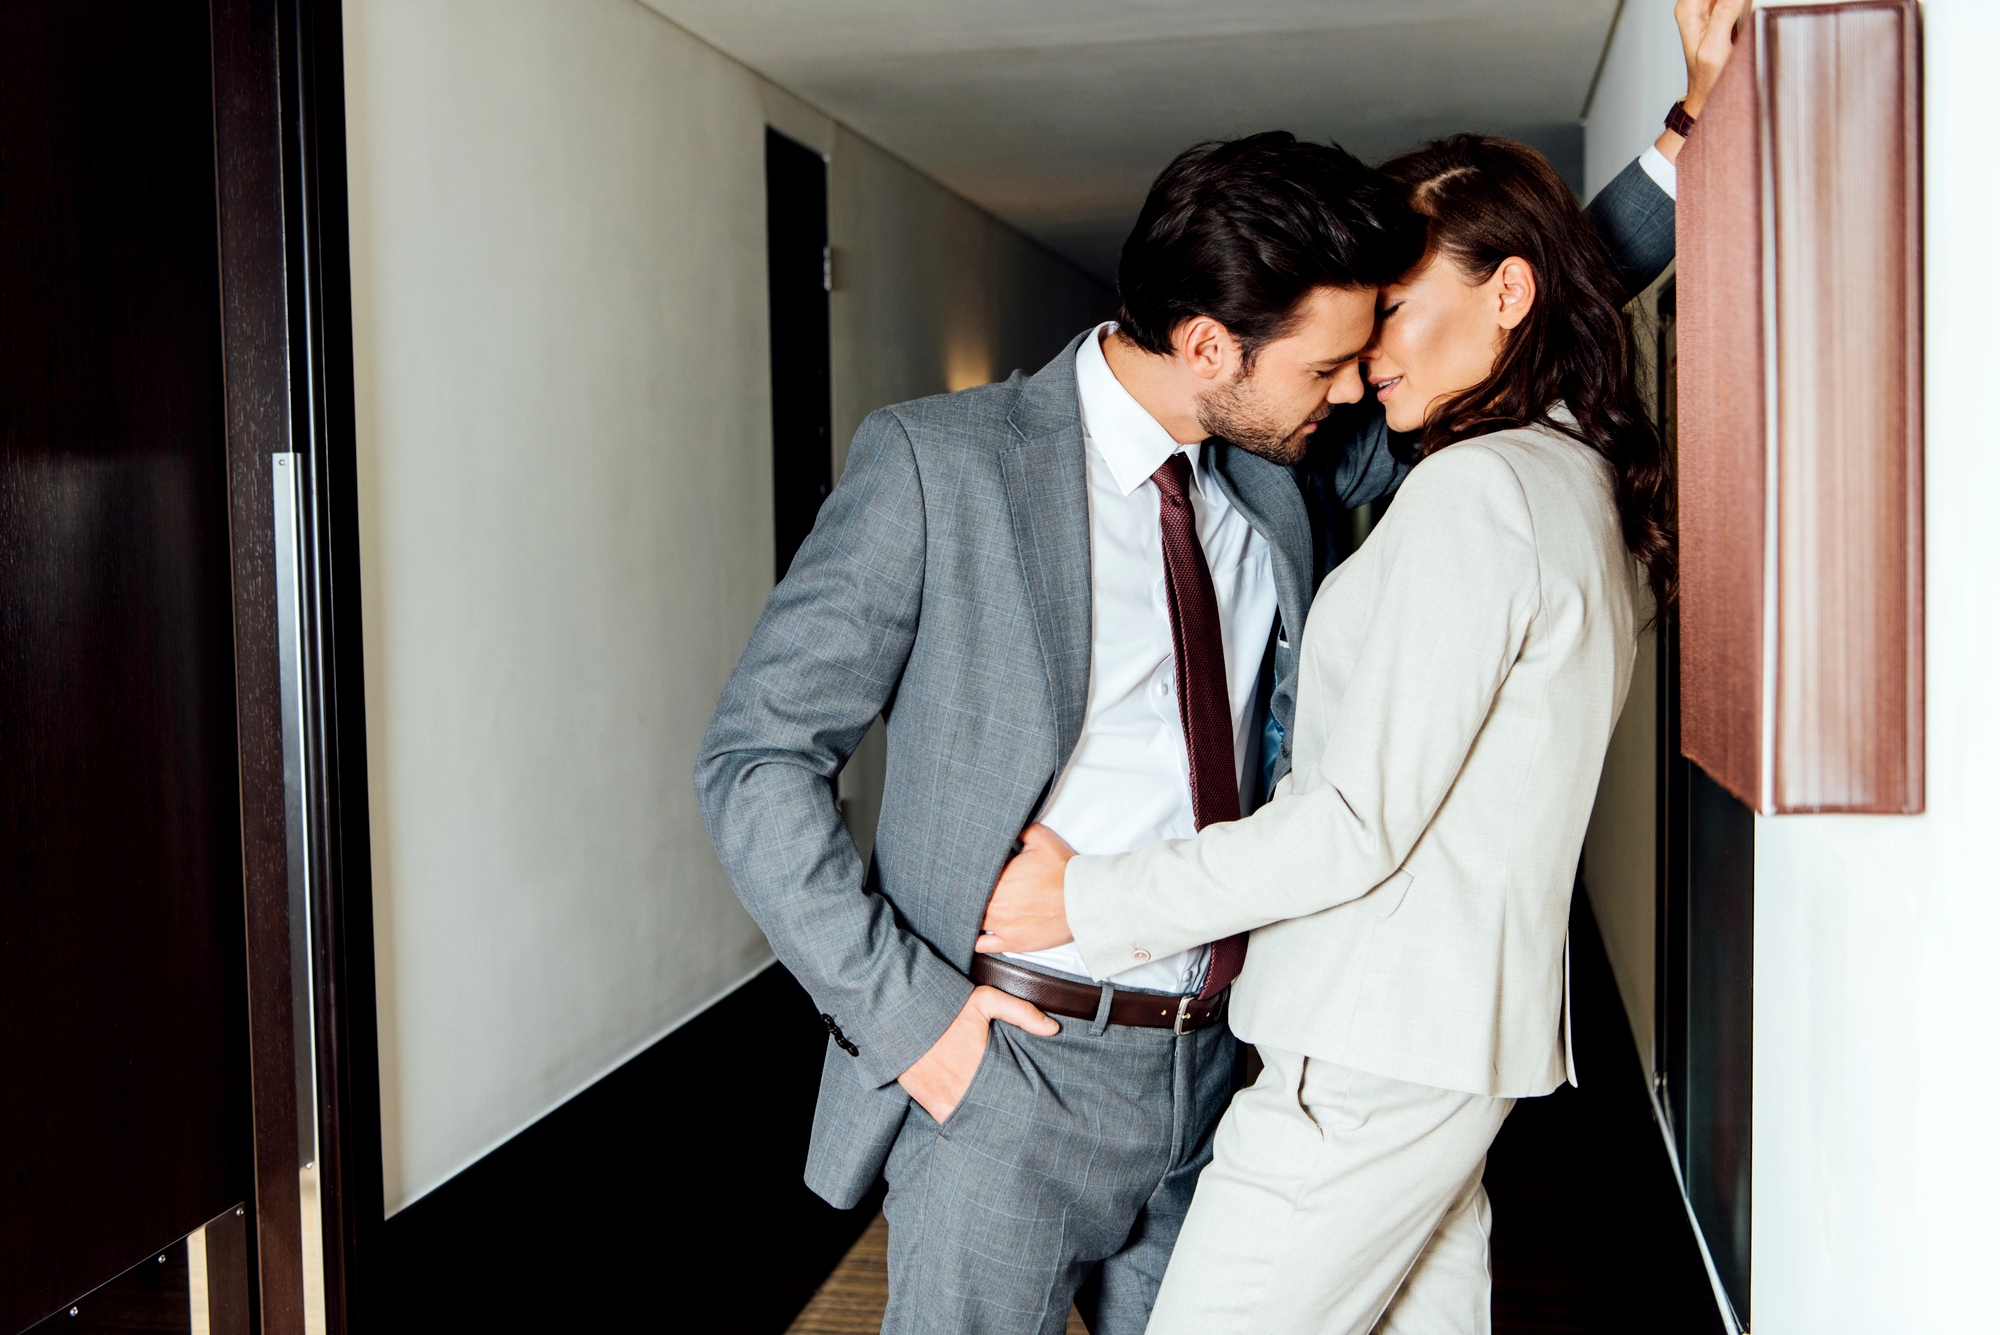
left=1066, top=419, right=1637, bottom=1098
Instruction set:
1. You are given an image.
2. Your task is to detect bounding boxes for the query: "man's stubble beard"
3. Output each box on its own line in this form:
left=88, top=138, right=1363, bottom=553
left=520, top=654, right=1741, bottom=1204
left=1194, top=369, right=1327, bottom=467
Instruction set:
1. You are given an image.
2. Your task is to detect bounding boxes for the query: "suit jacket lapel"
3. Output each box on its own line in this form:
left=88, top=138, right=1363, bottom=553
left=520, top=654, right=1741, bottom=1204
left=1211, top=442, right=1314, bottom=645
left=1003, top=335, right=1094, bottom=770
left=997, top=341, right=1320, bottom=778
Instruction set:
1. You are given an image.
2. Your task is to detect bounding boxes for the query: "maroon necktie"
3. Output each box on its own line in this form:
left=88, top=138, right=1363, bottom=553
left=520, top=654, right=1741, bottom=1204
left=1152, top=453, right=1246, bottom=999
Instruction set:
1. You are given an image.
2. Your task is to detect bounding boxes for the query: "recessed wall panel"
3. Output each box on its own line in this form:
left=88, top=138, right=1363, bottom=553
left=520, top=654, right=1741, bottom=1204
left=1764, top=3, right=1924, bottom=812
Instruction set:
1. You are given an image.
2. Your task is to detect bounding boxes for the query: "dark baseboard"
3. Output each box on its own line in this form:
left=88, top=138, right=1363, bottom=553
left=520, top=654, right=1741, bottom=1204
left=365, top=962, right=881, bottom=1333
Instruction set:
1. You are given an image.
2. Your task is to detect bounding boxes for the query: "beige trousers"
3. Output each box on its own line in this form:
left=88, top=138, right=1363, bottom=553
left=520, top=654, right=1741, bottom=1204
left=1145, top=1048, right=1516, bottom=1335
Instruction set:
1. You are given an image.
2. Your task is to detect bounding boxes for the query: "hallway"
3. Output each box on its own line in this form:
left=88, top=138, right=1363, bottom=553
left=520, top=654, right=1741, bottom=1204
left=8, top=3, right=1995, bottom=1333
left=337, top=6, right=1742, bottom=1326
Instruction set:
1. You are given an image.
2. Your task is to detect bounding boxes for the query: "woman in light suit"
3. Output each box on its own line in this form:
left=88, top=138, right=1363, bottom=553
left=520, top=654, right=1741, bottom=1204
left=976, top=133, right=1677, bottom=1334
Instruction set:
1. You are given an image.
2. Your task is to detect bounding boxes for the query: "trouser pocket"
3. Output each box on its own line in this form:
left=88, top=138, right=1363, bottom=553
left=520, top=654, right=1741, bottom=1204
left=1245, top=1045, right=1323, bottom=1140
left=933, top=1020, right=1004, bottom=1136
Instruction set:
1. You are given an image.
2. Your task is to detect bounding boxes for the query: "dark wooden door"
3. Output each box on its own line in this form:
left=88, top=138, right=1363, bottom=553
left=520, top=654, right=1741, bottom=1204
left=765, top=128, right=834, bottom=582
left=0, top=3, right=255, bottom=1329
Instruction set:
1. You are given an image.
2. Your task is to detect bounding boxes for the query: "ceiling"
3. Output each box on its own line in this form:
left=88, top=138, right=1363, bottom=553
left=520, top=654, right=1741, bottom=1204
left=643, top=0, right=1622, bottom=280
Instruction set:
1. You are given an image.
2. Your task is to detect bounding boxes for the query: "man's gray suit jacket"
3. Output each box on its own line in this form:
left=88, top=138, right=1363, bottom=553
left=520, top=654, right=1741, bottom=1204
left=696, top=159, right=1675, bottom=1209
left=697, top=339, right=1318, bottom=1207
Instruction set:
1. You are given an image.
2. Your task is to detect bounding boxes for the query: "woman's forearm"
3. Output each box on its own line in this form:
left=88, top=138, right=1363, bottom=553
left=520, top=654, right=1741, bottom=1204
left=1659, top=0, right=1748, bottom=163
left=1065, top=781, right=1397, bottom=977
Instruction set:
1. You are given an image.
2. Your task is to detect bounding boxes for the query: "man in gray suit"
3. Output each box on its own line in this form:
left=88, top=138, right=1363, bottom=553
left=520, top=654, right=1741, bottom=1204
left=698, top=132, right=1676, bottom=1333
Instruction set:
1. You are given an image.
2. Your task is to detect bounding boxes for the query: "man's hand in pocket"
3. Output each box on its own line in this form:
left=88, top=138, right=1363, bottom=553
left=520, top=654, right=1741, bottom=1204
left=896, top=985, right=1058, bottom=1123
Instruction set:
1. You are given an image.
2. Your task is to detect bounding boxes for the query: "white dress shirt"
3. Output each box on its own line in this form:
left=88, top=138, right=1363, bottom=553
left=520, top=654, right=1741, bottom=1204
left=1639, top=144, right=1678, bottom=200
left=1004, top=323, right=1278, bottom=992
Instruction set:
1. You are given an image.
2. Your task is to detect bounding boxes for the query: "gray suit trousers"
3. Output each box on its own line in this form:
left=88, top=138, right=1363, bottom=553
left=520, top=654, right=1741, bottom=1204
left=881, top=1012, right=1236, bottom=1335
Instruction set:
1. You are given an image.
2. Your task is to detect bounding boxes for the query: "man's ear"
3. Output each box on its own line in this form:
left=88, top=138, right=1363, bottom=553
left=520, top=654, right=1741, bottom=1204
left=1174, top=315, right=1237, bottom=382
left=1494, top=257, right=1537, bottom=331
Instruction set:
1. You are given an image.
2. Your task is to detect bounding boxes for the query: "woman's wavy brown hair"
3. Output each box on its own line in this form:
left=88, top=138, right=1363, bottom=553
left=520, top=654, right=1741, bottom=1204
left=1378, top=134, right=1675, bottom=615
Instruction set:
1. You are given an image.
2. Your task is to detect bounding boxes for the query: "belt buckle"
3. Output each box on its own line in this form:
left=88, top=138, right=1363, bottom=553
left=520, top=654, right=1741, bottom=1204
left=1173, top=994, right=1196, bottom=1036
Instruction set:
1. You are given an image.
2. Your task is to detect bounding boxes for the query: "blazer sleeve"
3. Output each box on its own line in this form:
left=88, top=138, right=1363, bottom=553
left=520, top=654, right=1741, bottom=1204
left=1065, top=443, right=1542, bottom=975
left=695, top=408, right=973, bottom=1089
left=1586, top=156, right=1676, bottom=303
left=1302, top=403, right=1411, bottom=512
left=1293, top=405, right=1414, bottom=586
left=1330, top=407, right=1410, bottom=510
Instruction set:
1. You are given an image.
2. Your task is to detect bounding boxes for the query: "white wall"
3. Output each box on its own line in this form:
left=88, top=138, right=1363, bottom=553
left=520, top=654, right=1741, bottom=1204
left=1582, top=1, right=2000, bottom=1328
left=1751, top=2, right=2000, bottom=1329
left=344, top=0, right=1110, bottom=1214
left=1584, top=0, right=1685, bottom=197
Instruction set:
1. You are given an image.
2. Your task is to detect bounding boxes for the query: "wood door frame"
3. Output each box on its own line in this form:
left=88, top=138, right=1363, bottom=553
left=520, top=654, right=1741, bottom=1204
left=210, top=2, right=380, bottom=1331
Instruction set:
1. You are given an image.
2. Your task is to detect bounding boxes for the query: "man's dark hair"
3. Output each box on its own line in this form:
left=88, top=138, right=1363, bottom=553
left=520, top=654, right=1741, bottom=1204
left=1116, top=131, right=1425, bottom=361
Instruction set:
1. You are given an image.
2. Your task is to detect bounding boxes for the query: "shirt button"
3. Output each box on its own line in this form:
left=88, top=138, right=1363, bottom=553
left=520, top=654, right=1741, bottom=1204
left=1131, top=947, right=1152, bottom=964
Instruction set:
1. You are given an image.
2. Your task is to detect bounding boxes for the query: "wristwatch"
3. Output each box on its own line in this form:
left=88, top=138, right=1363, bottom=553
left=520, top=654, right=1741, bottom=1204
left=1665, top=100, right=1698, bottom=138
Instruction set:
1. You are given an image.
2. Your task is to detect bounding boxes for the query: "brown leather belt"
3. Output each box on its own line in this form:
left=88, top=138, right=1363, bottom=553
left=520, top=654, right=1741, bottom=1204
left=970, top=955, right=1226, bottom=1034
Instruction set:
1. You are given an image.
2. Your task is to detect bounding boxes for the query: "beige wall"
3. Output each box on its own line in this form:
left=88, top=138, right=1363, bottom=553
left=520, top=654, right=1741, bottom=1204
left=1582, top=626, right=1657, bottom=1072
left=1580, top=260, right=1675, bottom=1080
left=345, top=0, right=1109, bottom=1215
left=1579, top=0, right=1684, bottom=1088
left=828, top=120, right=1116, bottom=470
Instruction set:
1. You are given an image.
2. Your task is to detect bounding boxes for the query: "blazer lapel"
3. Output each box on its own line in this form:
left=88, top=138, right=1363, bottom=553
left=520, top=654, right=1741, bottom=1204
left=1212, top=442, right=1315, bottom=645
left=1003, top=335, right=1094, bottom=769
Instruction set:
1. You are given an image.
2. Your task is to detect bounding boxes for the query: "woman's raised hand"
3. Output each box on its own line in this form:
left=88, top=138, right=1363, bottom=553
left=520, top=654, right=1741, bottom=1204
left=977, top=823, right=1079, bottom=955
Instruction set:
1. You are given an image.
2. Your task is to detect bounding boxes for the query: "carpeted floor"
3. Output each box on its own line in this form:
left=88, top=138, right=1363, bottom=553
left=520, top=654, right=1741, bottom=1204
left=786, top=1213, right=1088, bottom=1335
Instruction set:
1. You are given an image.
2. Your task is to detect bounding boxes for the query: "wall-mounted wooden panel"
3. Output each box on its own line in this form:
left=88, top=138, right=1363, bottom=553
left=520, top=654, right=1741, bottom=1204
left=1676, top=0, right=1923, bottom=814
left=1677, top=24, right=1768, bottom=811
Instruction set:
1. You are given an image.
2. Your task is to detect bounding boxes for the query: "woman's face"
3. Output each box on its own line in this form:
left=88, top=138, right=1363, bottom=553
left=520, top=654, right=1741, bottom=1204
left=1364, top=250, right=1537, bottom=434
